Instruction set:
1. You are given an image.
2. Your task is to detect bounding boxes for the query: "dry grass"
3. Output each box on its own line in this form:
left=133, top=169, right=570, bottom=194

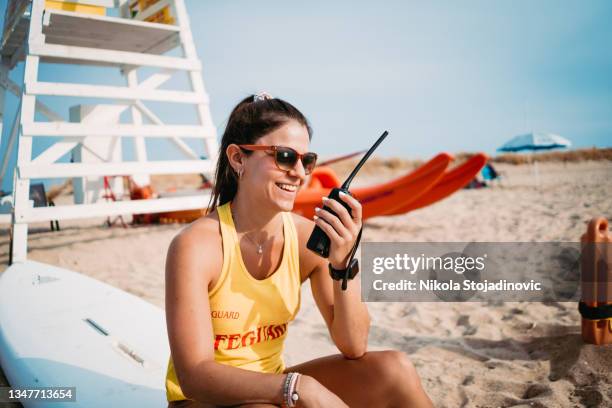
left=492, top=147, right=612, bottom=165
left=328, top=147, right=612, bottom=174
left=327, top=156, right=423, bottom=177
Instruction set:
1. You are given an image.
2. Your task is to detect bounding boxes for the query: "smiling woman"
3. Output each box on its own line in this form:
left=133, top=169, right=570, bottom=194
left=164, top=94, right=433, bottom=407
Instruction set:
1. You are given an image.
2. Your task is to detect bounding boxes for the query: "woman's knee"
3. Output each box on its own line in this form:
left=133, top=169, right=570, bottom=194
left=368, top=350, right=421, bottom=391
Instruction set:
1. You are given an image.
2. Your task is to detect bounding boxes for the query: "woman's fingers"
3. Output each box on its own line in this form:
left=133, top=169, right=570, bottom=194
left=322, top=194, right=362, bottom=235
left=338, top=191, right=362, bottom=225
left=321, top=198, right=352, bottom=231
left=314, top=213, right=342, bottom=243
left=315, top=206, right=349, bottom=241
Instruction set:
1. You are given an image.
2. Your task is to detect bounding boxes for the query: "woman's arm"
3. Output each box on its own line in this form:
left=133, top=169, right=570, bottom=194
left=294, top=196, right=371, bottom=359
left=166, top=222, right=286, bottom=405
left=310, top=258, right=371, bottom=358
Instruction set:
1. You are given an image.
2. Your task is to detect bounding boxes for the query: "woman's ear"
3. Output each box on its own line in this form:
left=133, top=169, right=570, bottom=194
left=226, top=144, right=244, bottom=174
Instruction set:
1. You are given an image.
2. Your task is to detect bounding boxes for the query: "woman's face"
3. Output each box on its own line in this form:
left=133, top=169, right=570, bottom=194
left=241, top=119, right=311, bottom=213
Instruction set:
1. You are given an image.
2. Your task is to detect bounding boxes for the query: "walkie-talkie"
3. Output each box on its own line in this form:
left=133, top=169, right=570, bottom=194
left=307, top=130, right=389, bottom=257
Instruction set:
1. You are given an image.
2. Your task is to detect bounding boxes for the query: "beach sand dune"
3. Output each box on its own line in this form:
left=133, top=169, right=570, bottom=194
left=1, top=161, right=611, bottom=407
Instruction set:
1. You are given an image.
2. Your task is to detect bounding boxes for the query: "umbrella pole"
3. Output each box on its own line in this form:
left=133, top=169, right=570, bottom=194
left=531, top=151, right=540, bottom=187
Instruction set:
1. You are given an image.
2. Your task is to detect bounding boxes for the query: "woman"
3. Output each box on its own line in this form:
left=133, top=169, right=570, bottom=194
left=165, top=94, right=433, bottom=407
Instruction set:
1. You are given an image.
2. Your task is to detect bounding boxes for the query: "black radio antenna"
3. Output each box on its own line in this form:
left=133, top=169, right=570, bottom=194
left=340, top=130, right=389, bottom=189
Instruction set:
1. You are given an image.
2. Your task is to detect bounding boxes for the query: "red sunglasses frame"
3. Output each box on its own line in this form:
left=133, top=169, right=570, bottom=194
left=238, top=145, right=318, bottom=174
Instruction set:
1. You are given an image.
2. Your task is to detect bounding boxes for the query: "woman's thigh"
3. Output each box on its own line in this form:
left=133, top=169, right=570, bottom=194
left=283, top=350, right=420, bottom=408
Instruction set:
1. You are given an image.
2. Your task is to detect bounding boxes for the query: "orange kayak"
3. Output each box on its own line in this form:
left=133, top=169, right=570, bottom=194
left=384, top=153, right=488, bottom=215
left=293, top=153, right=453, bottom=220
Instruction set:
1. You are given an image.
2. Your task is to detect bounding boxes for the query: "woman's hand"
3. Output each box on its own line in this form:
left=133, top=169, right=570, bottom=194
left=297, top=375, right=349, bottom=408
left=313, top=191, right=362, bottom=269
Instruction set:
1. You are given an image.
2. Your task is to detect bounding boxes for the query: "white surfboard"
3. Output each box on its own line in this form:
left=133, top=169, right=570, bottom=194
left=0, top=261, right=170, bottom=407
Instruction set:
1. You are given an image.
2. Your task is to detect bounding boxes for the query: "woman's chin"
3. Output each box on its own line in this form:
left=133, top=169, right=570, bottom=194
left=268, top=194, right=295, bottom=212
left=274, top=198, right=294, bottom=212
left=268, top=187, right=297, bottom=212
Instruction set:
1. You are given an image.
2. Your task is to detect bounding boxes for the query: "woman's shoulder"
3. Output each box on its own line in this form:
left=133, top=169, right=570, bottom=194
left=174, top=210, right=220, bottom=246
left=166, top=210, right=223, bottom=282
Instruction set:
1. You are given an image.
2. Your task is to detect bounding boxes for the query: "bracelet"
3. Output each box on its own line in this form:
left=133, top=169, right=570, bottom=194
left=288, top=373, right=300, bottom=407
left=282, top=373, right=291, bottom=407
left=282, top=372, right=301, bottom=407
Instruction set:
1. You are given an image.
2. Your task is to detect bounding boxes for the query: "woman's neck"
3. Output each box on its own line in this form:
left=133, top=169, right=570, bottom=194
left=230, top=190, right=283, bottom=238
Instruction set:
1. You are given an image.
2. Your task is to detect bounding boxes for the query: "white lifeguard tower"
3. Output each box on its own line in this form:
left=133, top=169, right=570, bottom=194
left=0, top=0, right=218, bottom=263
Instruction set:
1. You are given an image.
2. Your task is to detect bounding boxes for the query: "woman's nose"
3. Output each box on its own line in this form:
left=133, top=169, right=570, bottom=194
left=288, top=158, right=307, bottom=181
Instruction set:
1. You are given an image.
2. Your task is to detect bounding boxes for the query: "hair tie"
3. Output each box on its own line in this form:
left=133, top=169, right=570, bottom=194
left=254, top=91, right=273, bottom=102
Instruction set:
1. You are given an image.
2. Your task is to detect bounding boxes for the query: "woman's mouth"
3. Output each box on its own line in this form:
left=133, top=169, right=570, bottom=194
left=276, top=183, right=298, bottom=193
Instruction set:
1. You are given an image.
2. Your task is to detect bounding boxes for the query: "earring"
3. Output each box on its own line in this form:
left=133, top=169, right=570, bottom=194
left=237, top=168, right=243, bottom=179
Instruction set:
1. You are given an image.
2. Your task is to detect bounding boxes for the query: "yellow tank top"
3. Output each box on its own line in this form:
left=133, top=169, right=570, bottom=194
left=165, top=202, right=302, bottom=402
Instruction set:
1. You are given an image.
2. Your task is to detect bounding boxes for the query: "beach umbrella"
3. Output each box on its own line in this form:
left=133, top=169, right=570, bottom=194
left=497, top=133, right=571, bottom=153
left=497, top=133, right=571, bottom=185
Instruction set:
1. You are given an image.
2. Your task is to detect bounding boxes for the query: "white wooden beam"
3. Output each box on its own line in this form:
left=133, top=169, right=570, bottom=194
left=27, top=81, right=207, bottom=103
left=0, top=105, right=22, bottom=184
left=133, top=101, right=200, bottom=160
left=29, top=43, right=201, bottom=70
left=125, top=68, right=150, bottom=186
left=31, top=139, right=80, bottom=165
left=18, top=194, right=211, bottom=222
left=138, top=69, right=175, bottom=90
left=22, top=122, right=213, bottom=138
left=19, top=159, right=214, bottom=178
left=0, top=64, right=7, bottom=155
left=173, top=0, right=219, bottom=167
left=0, top=73, right=65, bottom=122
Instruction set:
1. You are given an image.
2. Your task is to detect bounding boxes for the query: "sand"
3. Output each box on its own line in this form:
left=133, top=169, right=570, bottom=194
left=1, top=160, right=611, bottom=407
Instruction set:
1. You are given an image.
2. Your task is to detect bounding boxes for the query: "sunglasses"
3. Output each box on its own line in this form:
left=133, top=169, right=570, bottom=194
left=238, top=145, right=318, bottom=175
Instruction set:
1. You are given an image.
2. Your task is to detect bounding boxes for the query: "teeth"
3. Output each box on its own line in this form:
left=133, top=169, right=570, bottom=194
left=277, top=183, right=297, bottom=192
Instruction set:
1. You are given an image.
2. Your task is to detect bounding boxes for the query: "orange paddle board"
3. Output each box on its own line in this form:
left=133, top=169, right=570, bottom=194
left=385, top=153, right=488, bottom=215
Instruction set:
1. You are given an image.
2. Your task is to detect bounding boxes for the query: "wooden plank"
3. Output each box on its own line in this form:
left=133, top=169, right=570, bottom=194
left=20, top=194, right=211, bottom=222
left=29, top=43, right=200, bottom=70
left=0, top=107, right=20, bottom=185
left=22, top=122, right=214, bottom=138
left=31, top=140, right=79, bottom=165
left=42, top=9, right=179, bottom=55
left=27, top=81, right=207, bottom=104
left=133, top=101, right=200, bottom=160
left=173, top=0, right=220, bottom=168
left=19, top=159, right=215, bottom=178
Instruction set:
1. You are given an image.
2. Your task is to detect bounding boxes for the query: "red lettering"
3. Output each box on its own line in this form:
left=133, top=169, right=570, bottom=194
left=274, top=324, right=285, bottom=338
left=214, top=334, right=227, bottom=350
left=214, top=323, right=291, bottom=350
left=210, top=310, right=240, bottom=319
left=267, top=325, right=276, bottom=340
left=227, top=334, right=241, bottom=349
left=242, top=330, right=256, bottom=347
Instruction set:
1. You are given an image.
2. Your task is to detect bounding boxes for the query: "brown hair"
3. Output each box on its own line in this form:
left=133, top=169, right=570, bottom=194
left=207, top=95, right=312, bottom=212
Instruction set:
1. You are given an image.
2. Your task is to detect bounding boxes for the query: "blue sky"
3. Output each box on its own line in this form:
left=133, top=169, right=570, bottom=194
left=0, top=0, right=611, bottom=192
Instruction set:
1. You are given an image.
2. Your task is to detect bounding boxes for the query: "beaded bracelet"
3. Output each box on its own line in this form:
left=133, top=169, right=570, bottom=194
left=288, top=373, right=300, bottom=407
left=282, top=372, right=301, bottom=407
